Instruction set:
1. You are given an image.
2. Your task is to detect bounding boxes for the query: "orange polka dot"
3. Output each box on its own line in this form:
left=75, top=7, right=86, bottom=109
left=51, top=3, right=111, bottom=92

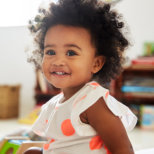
left=46, top=120, right=48, bottom=124
left=73, top=95, right=87, bottom=107
left=105, top=91, right=109, bottom=99
left=61, top=119, right=75, bottom=136
left=89, top=136, right=103, bottom=150
left=79, top=95, right=87, bottom=101
left=44, top=143, right=50, bottom=150
left=43, top=139, right=55, bottom=150
left=90, top=82, right=100, bottom=90
left=49, top=139, right=55, bottom=143
left=90, top=82, right=100, bottom=87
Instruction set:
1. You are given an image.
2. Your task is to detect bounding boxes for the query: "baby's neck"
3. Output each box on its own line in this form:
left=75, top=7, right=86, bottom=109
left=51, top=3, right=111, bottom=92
left=62, top=83, right=86, bottom=102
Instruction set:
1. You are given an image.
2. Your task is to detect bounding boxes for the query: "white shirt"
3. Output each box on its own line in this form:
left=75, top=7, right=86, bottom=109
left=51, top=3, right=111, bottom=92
left=32, top=81, right=137, bottom=154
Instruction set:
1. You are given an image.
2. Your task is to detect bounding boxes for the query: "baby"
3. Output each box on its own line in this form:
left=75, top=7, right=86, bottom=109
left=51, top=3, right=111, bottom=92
left=24, top=0, right=137, bottom=153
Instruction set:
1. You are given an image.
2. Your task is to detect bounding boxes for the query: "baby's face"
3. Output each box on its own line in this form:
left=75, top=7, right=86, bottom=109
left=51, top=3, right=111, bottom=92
left=42, top=25, right=104, bottom=92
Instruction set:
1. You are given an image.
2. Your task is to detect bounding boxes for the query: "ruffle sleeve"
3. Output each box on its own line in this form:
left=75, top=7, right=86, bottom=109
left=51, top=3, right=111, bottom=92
left=32, top=94, right=60, bottom=137
left=71, top=82, right=137, bottom=136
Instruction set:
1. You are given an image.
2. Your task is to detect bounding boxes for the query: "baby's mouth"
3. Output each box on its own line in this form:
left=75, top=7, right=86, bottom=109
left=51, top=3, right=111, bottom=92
left=51, top=71, right=70, bottom=75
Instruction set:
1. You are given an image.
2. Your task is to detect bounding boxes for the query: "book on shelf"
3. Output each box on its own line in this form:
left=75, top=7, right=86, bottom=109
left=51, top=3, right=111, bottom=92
left=121, top=85, right=154, bottom=93
left=129, top=104, right=154, bottom=129
left=140, top=105, right=154, bottom=130
left=123, top=92, right=154, bottom=98
left=123, top=77, right=154, bottom=87
left=131, top=56, right=154, bottom=65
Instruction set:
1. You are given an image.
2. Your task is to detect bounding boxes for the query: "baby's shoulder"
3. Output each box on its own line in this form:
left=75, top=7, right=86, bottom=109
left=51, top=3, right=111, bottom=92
left=85, top=81, right=109, bottom=97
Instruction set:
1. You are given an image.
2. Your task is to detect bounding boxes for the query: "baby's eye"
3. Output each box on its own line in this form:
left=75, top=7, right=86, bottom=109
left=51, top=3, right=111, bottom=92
left=66, top=50, right=77, bottom=56
left=45, top=50, right=55, bottom=55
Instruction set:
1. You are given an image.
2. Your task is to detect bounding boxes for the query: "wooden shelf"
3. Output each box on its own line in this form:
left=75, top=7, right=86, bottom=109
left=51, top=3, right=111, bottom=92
left=125, top=65, right=154, bottom=71
left=112, top=59, right=154, bottom=128
left=123, top=92, right=154, bottom=99
left=112, top=63, right=154, bottom=105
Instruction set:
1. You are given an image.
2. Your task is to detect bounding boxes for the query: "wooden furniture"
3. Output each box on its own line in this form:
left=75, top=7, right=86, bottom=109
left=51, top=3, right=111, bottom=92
left=0, top=85, right=20, bottom=118
left=0, top=136, right=45, bottom=154
left=111, top=64, right=154, bottom=105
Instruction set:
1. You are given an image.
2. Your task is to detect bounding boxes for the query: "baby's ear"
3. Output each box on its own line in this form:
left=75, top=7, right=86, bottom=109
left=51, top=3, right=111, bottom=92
left=92, top=56, right=105, bottom=74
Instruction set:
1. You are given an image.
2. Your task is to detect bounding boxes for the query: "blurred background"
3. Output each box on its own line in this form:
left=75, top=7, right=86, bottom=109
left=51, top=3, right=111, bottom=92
left=0, top=0, right=154, bottom=153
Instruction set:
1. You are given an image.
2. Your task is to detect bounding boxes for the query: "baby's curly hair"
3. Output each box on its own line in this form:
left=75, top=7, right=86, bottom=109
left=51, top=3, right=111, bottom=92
left=28, top=0, right=129, bottom=83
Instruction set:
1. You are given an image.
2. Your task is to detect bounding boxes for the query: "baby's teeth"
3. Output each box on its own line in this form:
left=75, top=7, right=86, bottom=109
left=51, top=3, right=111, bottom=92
left=56, top=72, right=64, bottom=75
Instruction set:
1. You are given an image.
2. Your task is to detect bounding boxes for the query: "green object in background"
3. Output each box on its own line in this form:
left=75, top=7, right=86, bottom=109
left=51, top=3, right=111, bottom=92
left=143, top=42, right=154, bottom=56
left=0, top=139, right=24, bottom=154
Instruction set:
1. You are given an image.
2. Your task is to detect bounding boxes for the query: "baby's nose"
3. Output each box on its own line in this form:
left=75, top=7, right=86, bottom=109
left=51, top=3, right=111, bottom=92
left=52, top=56, right=66, bottom=66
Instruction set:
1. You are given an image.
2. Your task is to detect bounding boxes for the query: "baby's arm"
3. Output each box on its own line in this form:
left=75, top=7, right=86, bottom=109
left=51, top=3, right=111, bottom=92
left=82, top=97, right=134, bottom=154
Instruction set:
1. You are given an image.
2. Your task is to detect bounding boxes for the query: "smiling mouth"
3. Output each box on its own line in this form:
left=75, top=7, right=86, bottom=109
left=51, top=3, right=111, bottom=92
left=51, top=71, right=70, bottom=75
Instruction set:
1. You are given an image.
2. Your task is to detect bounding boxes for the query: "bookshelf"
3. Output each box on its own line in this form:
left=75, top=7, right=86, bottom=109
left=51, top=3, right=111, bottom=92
left=112, top=64, right=154, bottom=104
left=111, top=57, right=154, bottom=128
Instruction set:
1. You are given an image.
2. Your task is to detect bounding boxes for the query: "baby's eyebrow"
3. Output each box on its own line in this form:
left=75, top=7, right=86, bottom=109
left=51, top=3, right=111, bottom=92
left=64, top=44, right=82, bottom=51
left=44, top=44, right=55, bottom=49
left=44, top=43, right=82, bottom=51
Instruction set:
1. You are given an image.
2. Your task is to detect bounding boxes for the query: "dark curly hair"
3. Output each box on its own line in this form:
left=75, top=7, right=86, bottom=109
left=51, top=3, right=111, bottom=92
left=28, top=0, right=129, bottom=83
